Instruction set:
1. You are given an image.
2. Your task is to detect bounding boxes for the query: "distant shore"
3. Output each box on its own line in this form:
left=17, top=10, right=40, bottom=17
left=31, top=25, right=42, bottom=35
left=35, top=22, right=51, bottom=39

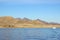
left=0, top=16, right=60, bottom=28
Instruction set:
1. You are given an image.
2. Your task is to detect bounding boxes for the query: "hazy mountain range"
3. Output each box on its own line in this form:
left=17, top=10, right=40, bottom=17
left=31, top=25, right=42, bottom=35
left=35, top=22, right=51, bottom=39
left=0, top=16, right=60, bottom=28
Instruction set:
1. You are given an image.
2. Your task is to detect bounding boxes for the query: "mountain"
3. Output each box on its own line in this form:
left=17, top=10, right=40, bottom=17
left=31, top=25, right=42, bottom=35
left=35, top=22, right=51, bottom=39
left=0, top=16, right=60, bottom=28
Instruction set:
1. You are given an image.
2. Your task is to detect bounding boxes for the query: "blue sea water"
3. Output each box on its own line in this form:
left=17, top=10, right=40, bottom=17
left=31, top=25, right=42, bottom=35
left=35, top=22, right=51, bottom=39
left=0, top=28, right=60, bottom=40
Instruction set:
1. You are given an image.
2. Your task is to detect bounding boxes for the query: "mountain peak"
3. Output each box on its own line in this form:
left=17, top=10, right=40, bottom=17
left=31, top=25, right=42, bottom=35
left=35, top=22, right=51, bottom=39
left=23, top=17, right=31, bottom=21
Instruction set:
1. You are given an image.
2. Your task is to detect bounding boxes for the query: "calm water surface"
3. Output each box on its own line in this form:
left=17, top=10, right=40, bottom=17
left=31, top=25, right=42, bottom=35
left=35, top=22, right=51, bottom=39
left=0, top=28, right=60, bottom=40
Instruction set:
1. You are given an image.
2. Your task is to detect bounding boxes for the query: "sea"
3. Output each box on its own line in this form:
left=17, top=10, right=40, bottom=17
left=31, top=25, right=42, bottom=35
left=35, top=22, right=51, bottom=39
left=0, top=28, right=60, bottom=40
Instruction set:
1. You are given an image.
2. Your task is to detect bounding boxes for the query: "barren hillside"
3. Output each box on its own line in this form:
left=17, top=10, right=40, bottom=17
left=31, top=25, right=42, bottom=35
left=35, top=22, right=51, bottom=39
left=0, top=16, right=60, bottom=28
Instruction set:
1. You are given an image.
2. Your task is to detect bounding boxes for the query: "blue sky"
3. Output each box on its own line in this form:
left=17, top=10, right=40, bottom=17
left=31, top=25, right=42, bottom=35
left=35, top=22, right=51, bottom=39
left=0, top=0, right=60, bottom=23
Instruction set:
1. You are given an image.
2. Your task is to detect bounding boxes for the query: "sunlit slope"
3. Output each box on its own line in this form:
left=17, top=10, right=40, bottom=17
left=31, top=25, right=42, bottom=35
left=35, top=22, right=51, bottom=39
left=0, top=16, right=60, bottom=28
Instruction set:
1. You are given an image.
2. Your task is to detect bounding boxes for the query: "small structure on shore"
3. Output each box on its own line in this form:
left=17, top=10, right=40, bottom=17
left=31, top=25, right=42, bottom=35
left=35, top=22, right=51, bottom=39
left=52, top=27, right=56, bottom=29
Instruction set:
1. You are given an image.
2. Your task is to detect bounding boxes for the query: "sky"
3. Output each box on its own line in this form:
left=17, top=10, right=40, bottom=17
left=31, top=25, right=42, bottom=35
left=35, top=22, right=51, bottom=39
left=0, top=0, right=60, bottom=23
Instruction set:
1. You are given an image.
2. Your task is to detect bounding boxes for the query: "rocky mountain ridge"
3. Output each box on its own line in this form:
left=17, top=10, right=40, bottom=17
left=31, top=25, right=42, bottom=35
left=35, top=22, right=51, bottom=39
left=0, top=16, right=60, bottom=28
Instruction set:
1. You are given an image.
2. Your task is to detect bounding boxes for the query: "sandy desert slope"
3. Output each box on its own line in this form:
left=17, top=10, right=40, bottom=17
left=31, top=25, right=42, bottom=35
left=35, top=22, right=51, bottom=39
left=0, top=16, right=60, bottom=28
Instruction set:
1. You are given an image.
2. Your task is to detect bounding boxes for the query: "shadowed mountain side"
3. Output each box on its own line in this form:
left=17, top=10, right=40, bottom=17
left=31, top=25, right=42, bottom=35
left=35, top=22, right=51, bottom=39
left=0, top=16, right=60, bottom=28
